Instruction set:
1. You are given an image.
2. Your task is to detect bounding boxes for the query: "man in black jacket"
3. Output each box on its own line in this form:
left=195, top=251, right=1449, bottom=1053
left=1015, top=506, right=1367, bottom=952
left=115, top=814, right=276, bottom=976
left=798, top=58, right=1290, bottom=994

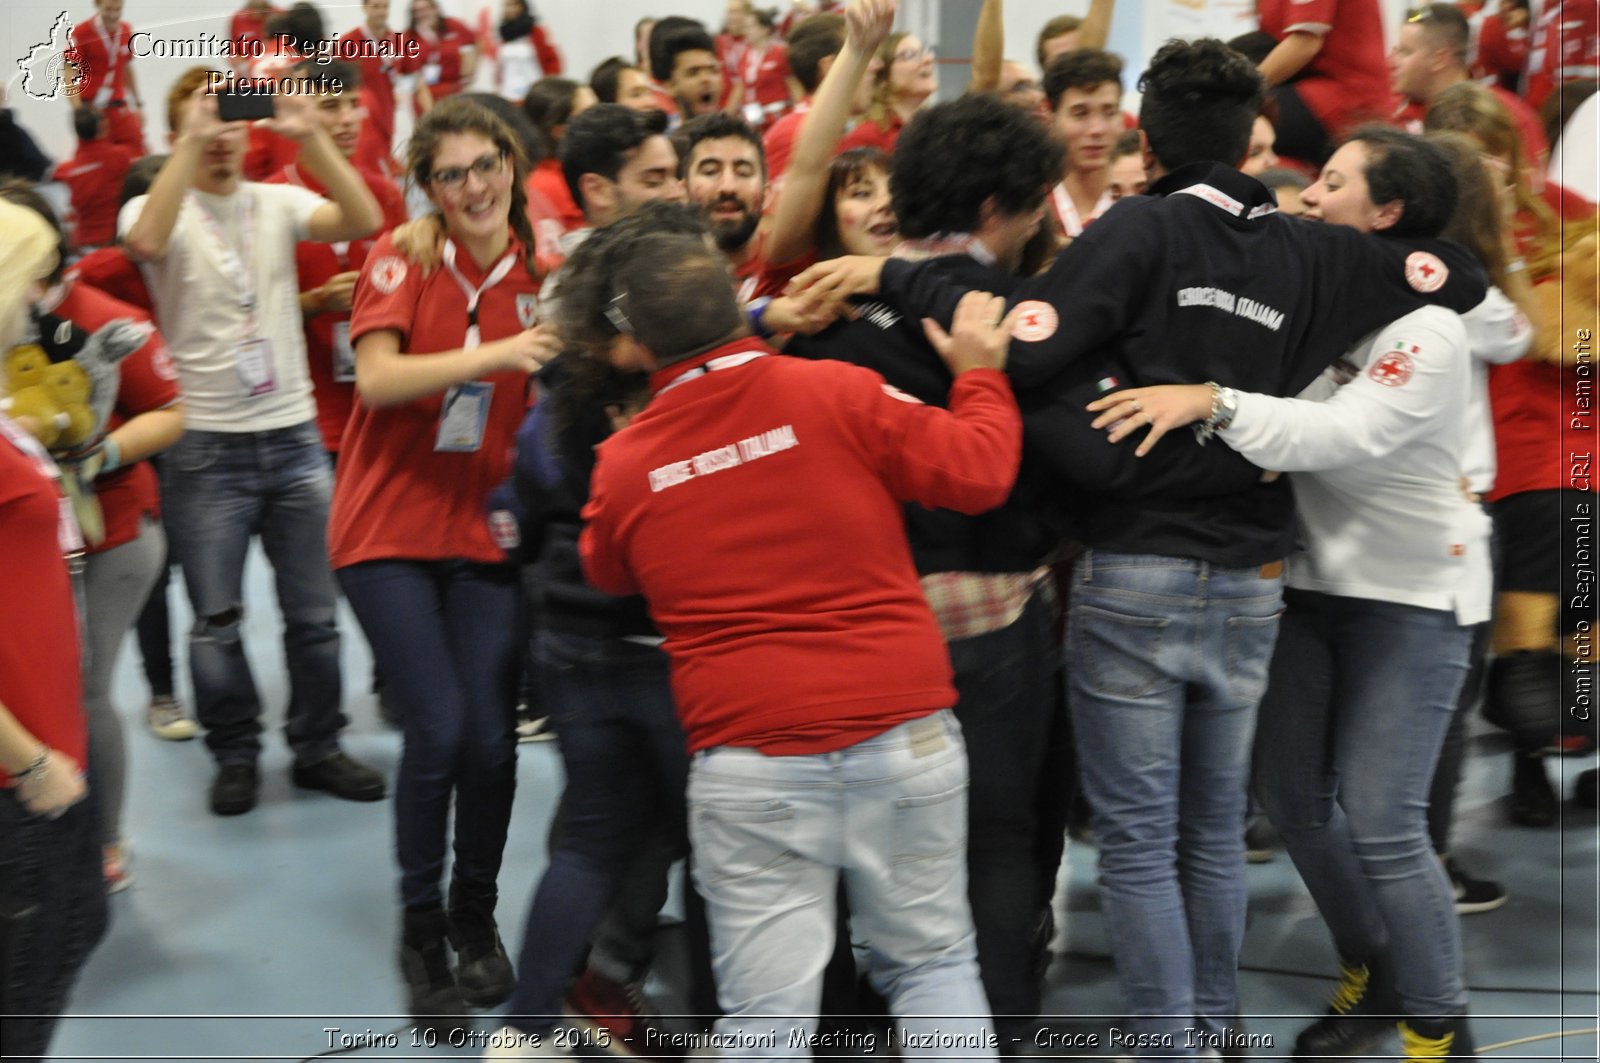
left=789, top=37, right=1487, bottom=1057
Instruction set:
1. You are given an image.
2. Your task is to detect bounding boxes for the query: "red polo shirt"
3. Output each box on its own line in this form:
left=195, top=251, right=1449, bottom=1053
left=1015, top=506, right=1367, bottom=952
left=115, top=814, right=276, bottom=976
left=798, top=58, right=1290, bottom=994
left=70, top=16, right=133, bottom=107
left=1258, top=0, right=1391, bottom=139
left=53, top=139, right=137, bottom=247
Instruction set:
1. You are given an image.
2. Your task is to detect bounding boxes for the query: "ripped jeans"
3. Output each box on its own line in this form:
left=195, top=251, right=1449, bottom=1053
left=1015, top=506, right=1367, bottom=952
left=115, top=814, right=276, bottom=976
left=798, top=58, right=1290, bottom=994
left=162, top=423, right=346, bottom=766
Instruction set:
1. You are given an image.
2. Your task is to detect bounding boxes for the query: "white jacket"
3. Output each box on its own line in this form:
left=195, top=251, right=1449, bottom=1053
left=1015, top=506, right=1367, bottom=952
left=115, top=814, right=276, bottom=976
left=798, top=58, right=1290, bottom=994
left=1221, top=305, right=1493, bottom=625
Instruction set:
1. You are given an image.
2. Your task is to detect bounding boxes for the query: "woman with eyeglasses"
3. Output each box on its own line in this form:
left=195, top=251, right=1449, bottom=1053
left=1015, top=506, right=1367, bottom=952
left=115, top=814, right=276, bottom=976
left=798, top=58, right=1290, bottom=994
left=835, top=28, right=937, bottom=154
left=328, top=96, right=561, bottom=1032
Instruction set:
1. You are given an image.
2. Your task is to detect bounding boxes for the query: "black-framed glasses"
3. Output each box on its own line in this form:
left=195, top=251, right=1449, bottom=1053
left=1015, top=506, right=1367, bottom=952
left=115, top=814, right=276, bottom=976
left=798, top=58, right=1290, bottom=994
left=430, top=151, right=507, bottom=192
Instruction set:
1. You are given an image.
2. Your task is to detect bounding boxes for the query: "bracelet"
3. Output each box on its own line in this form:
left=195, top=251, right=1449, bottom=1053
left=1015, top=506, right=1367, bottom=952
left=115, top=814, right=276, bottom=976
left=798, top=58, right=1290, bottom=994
left=11, top=746, right=49, bottom=781
left=1507, top=258, right=1527, bottom=274
left=746, top=296, right=774, bottom=339
left=99, top=436, right=122, bottom=475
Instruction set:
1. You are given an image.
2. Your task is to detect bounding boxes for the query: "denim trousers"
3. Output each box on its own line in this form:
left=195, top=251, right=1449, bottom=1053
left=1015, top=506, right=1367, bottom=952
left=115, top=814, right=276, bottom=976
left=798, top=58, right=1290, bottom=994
left=1254, top=589, right=1471, bottom=1018
left=506, top=632, right=689, bottom=1029
left=1065, top=550, right=1283, bottom=1055
left=948, top=590, right=1061, bottom=1038
left=0, top=791, right=109, bottom=1059
left=161, top=423, right=344, bottom=765
left=690, top=710, right=995, bottom=1060
left=339, top=559, right=522, bottom=910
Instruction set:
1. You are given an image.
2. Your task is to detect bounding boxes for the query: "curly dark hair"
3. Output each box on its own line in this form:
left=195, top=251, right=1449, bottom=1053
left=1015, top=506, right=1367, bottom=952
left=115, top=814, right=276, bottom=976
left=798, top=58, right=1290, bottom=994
left=890, top=95, right=1062, bottom=239
left=1345, top=124, right=1458, bottom=239
left=1043, top=48, right=1123, bottom=111
left=1137, top=37, right=1264, bottom=172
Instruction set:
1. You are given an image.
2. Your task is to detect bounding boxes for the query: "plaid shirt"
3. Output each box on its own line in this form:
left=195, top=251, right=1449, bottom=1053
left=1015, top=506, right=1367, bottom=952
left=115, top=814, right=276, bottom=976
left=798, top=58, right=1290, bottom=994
left=920, top=567, right=1056, bottom=642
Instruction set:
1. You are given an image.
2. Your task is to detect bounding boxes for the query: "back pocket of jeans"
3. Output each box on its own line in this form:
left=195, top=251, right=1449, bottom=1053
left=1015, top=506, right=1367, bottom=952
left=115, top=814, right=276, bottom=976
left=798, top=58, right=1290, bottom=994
left=1224, top=610, right=1283, bottom=706
left=891, top=783, right=967, bottom=891
left=690, top=798, right=796, bottom=903
left=1072, top=603, right=1170, bottom=698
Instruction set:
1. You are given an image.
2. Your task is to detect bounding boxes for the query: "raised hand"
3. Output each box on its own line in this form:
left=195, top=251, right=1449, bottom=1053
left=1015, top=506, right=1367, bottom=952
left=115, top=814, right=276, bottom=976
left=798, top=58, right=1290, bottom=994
left=921, top=291, right=1019, bottom=374
left=846, top=0, right=898, bottom=53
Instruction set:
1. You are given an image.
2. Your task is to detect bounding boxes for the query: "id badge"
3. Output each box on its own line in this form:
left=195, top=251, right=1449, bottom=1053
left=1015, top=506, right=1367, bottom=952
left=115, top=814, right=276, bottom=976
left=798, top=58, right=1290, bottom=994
left=331, top=322, right=357, bottom=383
left=436, top=381, right=493, bottom=453
left=422, top=62, right=442, bottom=85
left=235, top=338, right=278, bottom=397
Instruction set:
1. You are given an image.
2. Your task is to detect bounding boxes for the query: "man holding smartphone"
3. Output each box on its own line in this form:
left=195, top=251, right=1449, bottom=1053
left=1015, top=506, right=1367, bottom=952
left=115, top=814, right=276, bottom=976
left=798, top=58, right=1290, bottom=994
left=120, top=67, right=385, bottom=817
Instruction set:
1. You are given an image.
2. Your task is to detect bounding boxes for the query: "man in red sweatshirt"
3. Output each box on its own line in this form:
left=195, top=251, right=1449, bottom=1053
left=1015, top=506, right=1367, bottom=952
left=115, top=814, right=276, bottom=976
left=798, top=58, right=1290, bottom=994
left=567, top=220, right=1019, bottom=1057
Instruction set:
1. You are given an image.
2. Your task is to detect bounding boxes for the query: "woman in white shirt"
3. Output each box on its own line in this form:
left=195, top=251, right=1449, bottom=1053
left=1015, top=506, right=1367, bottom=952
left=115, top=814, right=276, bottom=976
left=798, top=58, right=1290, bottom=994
left=1087, top=127, right=1484, bottom=1063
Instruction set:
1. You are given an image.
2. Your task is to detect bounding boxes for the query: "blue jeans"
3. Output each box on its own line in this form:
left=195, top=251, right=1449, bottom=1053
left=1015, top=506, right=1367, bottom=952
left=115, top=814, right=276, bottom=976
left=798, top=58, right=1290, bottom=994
left=1253, top=589, right=1471, bottom=1018
left=506, top=632, right=688, bottom=1029
left=339, top=560, right=522, bottom=909
left=161, top=423, right=344, bottom=765
left=1065, top=550, right=1283, bottom=1055
left=690, top=711, right=994, bottom=1060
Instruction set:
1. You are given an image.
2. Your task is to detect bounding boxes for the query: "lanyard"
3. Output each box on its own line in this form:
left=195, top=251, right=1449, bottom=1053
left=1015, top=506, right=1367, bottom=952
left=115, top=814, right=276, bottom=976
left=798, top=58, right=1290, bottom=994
left=742, top=44, right=767, bottom=88
left=94, top=18, right=124, bottom=86
left=655, top=351, right=768, bottom=397
left=190, top=191, right=258, bottom=334
left=0, top=415, right=84, bottom=558
left=442, top=239, right=518, bottom=349
left=360, top=25, right=395, bottom=76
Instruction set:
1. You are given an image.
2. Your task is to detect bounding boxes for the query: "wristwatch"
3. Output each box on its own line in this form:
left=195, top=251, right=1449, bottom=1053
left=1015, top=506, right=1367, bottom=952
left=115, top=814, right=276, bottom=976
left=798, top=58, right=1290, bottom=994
left=1194, top=382, right=1239, bottom=445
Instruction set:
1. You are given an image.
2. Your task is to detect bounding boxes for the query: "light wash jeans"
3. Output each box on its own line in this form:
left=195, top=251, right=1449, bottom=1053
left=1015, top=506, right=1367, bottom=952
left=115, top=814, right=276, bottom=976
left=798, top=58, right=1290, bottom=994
left=1066, top=550, right=1284, bottom=1056
left=161, top=422, right=344, bottom=765
left=1254, top=589, right=1471, bottom=1020
left=689, top=710, right=995, bottom=1060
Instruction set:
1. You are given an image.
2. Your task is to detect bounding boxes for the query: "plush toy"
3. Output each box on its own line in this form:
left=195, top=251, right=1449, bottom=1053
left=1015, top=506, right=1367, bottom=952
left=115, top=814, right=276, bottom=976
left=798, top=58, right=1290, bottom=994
left=2, top=318, right=148, bottom=543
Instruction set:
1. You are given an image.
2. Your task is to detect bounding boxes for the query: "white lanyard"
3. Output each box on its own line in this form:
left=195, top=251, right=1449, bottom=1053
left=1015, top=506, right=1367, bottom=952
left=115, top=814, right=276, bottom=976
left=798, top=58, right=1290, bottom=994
left=1053, top=183, right=1092, bottom=238
left=94, top=18, right=124, bottom=85
left=190, top=191, right=258, bottom=333
left=655, top=351, right=768, bottom=397
left=442, top=239, right=518, bottom=350
left=742, top=44, right=767, bottom=88
left=0, top=415, right=84, bottom=557
left=361, top=25, right=395, bottom=77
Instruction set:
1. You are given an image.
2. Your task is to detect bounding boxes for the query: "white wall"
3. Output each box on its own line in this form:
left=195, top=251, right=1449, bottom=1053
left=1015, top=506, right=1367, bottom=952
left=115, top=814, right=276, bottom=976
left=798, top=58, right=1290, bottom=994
left=4, top=0, right=1413, bottom=164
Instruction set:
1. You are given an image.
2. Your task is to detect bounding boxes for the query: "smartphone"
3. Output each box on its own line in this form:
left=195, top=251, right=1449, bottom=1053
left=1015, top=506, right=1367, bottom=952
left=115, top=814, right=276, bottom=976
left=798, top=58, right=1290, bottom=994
left=216, top=90, right=276, bottom=123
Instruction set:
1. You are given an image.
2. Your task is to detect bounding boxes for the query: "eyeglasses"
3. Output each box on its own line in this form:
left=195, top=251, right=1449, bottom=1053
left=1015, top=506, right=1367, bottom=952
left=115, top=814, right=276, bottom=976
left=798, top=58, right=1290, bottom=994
left=893, top=44, right=936, bottom=63
left=429, top=151, right=507, bottom=192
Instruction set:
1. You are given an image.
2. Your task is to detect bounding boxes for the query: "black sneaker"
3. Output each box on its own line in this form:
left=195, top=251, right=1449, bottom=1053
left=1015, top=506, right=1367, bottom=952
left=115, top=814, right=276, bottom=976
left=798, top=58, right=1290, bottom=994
left=1444, top=857, right=1507, bottom=915
left=401, top=905, right=469, bottom=1034
left=446, top=884, right=514, bottom=1008
left=292, top=751, right=387, bottom=802
left=210, top=763, right=259, bottom=816
left=1509, top=752, right=1557, bottom=827
left=1292, top=960, right=1398, bottom=1060
left=1398, top=1015, right=1475, bottom=1060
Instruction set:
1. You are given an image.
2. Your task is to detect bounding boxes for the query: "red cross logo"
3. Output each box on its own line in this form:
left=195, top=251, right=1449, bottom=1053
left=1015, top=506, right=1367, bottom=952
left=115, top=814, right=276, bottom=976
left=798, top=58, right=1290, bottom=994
left=1368, top=351, right=1415, bottom=387
left=1011, top=300, right=1059, bottom=343
left=1405, top=251, right=1448, bottom=293
left=369, top=255, right=408, bottom=295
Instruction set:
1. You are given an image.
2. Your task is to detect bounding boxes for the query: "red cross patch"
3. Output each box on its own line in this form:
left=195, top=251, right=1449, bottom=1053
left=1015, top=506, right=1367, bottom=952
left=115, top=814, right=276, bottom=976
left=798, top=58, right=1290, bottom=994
left=1011, top=300, right=1059, bottom=343
left=1404, top=251, right=1448, bottom=293
left=1368, top=350, right=1414, bottom=387
left=369, top=255, right=408, bottom=295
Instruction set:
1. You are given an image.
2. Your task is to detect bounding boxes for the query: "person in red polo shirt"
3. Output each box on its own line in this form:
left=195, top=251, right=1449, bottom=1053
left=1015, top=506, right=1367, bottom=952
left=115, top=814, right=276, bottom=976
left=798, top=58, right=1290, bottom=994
left=229, top=1, right=281, bottom=72
left=54, top=108, right=137, bottom=250
left=729, top=6, right=798, bottom=134
left=339, top=0, right=408, bottom=177
left=1257, top=0, right=1390, bottom=166
left=66, top=0, right=146, bottom=154
left=1390, top=4, right=1548, bottom=167
left=331, top=96, right=559, bottom=1032
left=557, top=220, right=1019, bottom=1060
left=269, top=60, right=407, bottom=457
left=400, top=0, right=478, bottom=115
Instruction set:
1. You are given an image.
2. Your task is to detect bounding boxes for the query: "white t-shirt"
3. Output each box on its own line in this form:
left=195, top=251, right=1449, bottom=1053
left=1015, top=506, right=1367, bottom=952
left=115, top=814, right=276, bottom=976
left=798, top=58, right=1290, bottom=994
left=119, top=182, right=325, bottom=432
left=497, top=37, right=541, bottom=103
left=1220, top=305, right=1493, bottom=626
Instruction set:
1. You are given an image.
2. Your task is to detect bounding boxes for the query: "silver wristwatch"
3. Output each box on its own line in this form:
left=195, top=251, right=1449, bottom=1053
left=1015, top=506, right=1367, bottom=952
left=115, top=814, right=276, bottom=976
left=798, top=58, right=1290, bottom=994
left=1195, top=382, right=1239, bottom=445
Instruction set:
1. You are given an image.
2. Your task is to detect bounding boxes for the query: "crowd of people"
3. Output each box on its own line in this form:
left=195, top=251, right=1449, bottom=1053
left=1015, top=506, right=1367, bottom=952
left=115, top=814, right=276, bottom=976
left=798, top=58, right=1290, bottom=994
left=0, top=0, right=1596, bottom=1060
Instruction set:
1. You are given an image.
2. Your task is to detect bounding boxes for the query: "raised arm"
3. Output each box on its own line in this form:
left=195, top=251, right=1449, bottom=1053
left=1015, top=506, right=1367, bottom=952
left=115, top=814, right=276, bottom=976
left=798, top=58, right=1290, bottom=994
left=1076, top=0, right=1116, bottom=52
left=123, top=87, right=218, bottom=261
left=261, top=94, right=383, bottom=243
left=764, top=0, right=897, bottom=267
left=967, top=0, right=1004, bottom=95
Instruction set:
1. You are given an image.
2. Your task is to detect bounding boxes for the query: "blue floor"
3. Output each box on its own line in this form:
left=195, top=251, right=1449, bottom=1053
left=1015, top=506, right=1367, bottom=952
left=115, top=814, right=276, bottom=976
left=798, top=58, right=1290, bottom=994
left=47, top=546, right=1600, bottom=1061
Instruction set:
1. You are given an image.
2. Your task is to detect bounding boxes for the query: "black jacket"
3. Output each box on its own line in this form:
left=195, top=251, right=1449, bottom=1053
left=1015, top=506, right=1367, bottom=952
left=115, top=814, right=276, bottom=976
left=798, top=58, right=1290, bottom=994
left=0, top=110, right=52, bottom=183
left=509, top=355, right=658, bottom=640
left=879, top=163, right=1489, bottom=567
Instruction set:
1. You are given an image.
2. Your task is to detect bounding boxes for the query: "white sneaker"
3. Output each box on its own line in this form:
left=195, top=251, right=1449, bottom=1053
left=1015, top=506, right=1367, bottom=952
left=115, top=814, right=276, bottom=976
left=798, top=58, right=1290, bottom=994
left=483, top=1026, right=568, bottom=1059
left=147, top=696, right=198, bottom=741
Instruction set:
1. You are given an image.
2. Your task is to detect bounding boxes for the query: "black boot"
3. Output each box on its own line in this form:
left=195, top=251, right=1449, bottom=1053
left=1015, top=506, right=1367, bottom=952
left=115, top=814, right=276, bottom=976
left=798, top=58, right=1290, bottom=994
left=1398, top=1015, right=1475, bottom=1060
left=1292, top=959, right=1398, bottom=1060
left=400, top=906, right=468, bottom=1032
left=447, top=881, right=515, bottom=1008
left=1511, top=752, right=1558, bottom=827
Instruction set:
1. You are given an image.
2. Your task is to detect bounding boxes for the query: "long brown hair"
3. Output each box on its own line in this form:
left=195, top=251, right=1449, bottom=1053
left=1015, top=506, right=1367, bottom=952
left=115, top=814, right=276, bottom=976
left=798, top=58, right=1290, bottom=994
left=1426, top=131, right=1513, bottom=291
left=1424, top=81, right=1557, bottom=252
left=406, top=96, right=539, bottom=279
left=863, top=31, right=910, bottom=130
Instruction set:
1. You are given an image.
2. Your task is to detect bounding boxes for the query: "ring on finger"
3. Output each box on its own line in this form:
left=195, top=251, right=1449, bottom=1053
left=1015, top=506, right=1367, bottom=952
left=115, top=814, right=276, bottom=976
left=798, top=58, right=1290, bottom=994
left=1129, top=400, right=1142, bottom=413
